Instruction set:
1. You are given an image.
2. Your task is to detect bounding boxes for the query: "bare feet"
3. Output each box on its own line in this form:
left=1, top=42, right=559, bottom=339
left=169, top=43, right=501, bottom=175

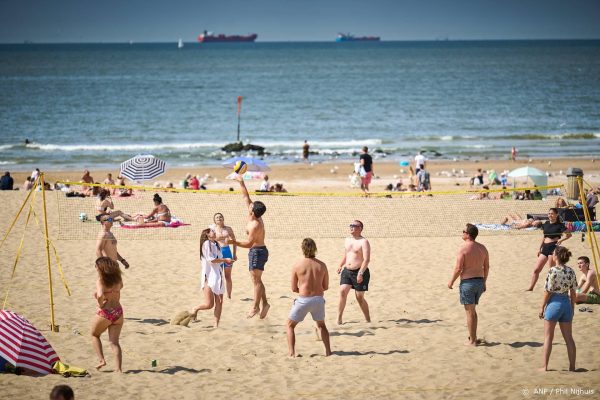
left=538, top=367, right=548, bottom=372
left=189, top=310, right=198, bottom=321
left=464, top=337, right=477, bottom=346
left=337, top=317, right=343, bottom=325
left=259, top=303, right=271, bottom=319
left=247, top=308, right=259, bottom=318
left=95, top=360, right=106, bottom=370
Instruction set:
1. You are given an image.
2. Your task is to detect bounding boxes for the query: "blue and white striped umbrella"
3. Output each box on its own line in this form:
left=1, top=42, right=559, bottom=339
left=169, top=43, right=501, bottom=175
left=120, top=155, right=166, bottom=182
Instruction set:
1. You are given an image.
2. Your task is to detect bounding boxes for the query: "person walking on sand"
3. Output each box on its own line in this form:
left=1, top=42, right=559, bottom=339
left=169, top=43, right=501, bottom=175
left=91, top=257, right=124, bottom=372
left=337, top=220, right=371, bottom=325
left=190, top=228, right=234, bottom=327
left=358, top=146, right=373, bottom=196
left=448, top=223, right=490, bottom=346
left=227, top=175, right=270, bottom=319
left=302, top=140, right=310, bottom=162
left=511, top=146, right=518, bottom=161
left=539, top=246, right=577, bottom=372
left=212, top=213, right=237, bottom=299
left=96, top=216, right=130, bottom=269
left=287, top=238, right=331, bottom=357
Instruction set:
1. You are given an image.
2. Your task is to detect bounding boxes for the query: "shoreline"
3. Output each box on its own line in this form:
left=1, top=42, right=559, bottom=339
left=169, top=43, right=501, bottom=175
left=6, top=157, right=599, bottom=193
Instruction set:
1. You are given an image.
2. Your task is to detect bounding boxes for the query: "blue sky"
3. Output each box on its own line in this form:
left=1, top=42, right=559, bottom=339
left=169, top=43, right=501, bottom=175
left=1, top=0, right=599, bottom=43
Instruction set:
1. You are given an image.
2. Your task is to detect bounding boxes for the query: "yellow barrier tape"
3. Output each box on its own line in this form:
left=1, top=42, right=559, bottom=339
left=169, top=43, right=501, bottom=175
left=57, top=181, right=564, bottom=198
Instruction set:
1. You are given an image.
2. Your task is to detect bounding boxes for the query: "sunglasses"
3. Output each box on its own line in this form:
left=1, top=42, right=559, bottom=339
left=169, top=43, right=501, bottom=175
left=349, top=224, right=361, bottom=228
left=462, top=230, right=467, bottom=234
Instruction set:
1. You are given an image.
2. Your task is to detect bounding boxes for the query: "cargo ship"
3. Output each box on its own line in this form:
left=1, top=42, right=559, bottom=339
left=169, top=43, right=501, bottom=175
left=335, top=33, right=380, bottom=42
left=197, top=31, right=257, bottom=43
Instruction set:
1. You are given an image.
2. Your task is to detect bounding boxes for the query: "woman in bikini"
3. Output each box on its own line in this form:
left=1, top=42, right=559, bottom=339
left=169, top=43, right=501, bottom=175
left=135, top=193, right=172, bottom=227
left=527, top=208, right=572, bottom=291
left=95, top=189, right=133, bottom=222
left=91, top=257, right=124, bottom=372
left=212, top=213, right=237, bottom=299
left=190, top=228, right=234, bottom=327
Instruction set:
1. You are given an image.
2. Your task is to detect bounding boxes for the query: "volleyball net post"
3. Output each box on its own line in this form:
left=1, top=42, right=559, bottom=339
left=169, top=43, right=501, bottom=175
left=577, top=176, right=600, bottom=291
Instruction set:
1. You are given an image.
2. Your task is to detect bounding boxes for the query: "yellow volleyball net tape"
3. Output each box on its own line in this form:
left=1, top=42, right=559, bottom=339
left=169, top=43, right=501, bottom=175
left=51, top=181, right=591, bottom=240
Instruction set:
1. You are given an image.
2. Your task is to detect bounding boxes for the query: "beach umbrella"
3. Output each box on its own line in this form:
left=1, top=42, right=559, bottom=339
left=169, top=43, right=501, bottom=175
left=120, top=154, right=166, bottom=182
left=222, top=156, right=271, bottom=172
left=508, top=166, right=548, bottom=192
left=0, top=310, right=60, bottom=375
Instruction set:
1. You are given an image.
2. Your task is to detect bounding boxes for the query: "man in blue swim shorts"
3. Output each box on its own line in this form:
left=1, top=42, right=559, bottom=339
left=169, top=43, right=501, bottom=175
left=229, top=175, right=270, bottom=319
left=448, top=224, right=490, bottom=346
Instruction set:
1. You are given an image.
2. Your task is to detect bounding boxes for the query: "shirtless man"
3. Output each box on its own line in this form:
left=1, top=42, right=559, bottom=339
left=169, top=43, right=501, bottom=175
left=287, top=238, right=331, bottom=357
left=96, top=216, right=130, bottom=269
left=337, top=220, right=371, bottom=325
left=82, top=170, right=94, bottom=196
left=575, top=256, right=600, bottom=304
left=228, top=176, right=270, bottom=319
left=448, top=223, right=490, bottom=346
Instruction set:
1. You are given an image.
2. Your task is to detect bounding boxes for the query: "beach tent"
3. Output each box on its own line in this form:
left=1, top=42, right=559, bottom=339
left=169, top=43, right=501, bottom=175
left=507, top=166, right=548, bottom=194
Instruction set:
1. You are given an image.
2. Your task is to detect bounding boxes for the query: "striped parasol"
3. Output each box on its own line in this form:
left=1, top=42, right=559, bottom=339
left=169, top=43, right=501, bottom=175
left=120, top=154, right=167, bottom=182
left=0, top=310, right=60, bottom=375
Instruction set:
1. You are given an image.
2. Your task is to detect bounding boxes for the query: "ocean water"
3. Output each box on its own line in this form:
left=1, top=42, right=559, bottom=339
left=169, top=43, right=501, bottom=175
left=1, top=40, right=599, bottom=171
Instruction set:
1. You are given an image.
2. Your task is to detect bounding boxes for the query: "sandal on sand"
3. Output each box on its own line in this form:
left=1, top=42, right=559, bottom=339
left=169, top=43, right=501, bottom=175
left=578, top=307, right=593, bottom=313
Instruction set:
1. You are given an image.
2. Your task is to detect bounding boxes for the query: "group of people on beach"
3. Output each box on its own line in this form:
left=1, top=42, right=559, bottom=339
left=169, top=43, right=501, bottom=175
left=86, top=166, right=597, bottom=374
left=90, top=174, right=375, bottom=369
left=449, top=205, right=598, bottom=372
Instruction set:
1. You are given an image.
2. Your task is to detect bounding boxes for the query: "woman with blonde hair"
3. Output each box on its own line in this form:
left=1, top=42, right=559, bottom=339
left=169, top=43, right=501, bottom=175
left=190, top=228, right=234, bottom=327
left=91, top=257, right=124, bottom=372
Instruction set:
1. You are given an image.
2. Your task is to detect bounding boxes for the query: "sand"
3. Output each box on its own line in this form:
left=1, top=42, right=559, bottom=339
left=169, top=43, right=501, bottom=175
left=1, top=159, right=599, bottom=399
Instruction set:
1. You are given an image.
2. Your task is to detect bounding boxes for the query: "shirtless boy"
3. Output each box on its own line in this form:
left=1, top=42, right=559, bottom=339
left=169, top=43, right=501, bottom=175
left=228, top=176, right=270, bottom=319
left=337, top=220, right=371, bottom=325
left=575, top=256, right=600, bottom=304
left=287, top=238, right=331, bottom=357
left=96, top=216, right=129, bottom=269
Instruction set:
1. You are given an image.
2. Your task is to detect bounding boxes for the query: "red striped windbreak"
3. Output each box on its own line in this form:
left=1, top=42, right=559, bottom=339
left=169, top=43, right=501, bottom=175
left=0, top=310, right=60, bottom=374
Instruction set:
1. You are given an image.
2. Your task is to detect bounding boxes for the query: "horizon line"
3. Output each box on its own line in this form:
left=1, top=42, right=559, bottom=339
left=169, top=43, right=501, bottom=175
left=2, top=38, right=600, bottom=45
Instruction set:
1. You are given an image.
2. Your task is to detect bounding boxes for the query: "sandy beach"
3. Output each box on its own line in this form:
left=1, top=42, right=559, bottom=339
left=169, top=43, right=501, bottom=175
left=1, top=158, right=599, bottom=399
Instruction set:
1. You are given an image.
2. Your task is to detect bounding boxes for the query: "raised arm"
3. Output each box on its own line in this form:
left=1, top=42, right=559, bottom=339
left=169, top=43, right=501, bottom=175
left=236, top=175, right=252, bottom=208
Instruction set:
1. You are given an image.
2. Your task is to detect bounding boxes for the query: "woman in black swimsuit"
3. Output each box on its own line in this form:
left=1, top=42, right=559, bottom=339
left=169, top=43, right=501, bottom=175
left=527, top=208, right=571, bottom=291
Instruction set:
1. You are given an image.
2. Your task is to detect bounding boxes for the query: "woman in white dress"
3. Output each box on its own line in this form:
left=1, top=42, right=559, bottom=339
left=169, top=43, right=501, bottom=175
left=190, top=228, right=234, bottom=327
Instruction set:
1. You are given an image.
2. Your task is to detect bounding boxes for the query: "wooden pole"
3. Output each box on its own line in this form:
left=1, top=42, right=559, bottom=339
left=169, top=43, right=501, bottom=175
left=40, top=173, right=58, bottom=332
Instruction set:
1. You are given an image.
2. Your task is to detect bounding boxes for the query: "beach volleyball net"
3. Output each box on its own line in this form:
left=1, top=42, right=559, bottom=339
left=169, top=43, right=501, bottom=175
left=53, top=181, right=597, bottom=240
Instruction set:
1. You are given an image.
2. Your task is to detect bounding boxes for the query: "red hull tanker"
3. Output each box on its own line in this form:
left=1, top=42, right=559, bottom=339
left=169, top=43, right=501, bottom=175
left=198, top=31, right=257, bottom=43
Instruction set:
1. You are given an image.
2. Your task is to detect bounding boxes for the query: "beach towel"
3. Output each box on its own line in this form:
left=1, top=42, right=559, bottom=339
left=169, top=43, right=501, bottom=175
left=475, top=224, right=538, bottom=231
left=564, top=221, right=600, bottom=232
left=52, top=361, right=88, bottom=377
left=120, top=217, right=190, bottom=229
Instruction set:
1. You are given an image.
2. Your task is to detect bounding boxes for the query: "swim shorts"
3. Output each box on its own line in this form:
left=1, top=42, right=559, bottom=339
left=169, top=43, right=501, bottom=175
left=586, top=292, right=600, bottom=304
left=361, top=171, right=373, bottom=186
left=540, top=241, right=558, bottom=257
left=459, top=277, right=484, bottom=305
left=221, top=245, right=233, bottom=268
left=544, top=293, right=573, bottom=322
left=288, top=296, right=326, bottom=322
left=248, top=246, right=268, bottom=271
left=340, top=268, right=370, bottom=291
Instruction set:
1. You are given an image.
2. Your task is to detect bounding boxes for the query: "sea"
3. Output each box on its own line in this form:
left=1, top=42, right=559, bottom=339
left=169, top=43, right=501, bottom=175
left=1, top=40, right=599, bottom=171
